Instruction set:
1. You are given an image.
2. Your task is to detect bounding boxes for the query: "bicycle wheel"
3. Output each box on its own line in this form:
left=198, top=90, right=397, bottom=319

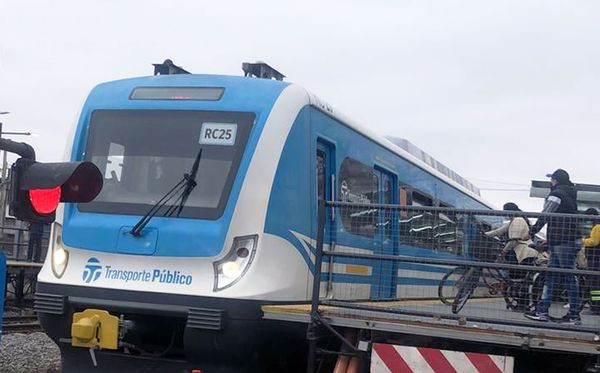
left=438, top=267, right=466, bottom=305
left=486, top=268, right=521, bottom=310
left=483, top=268, right=506, bottom=296
left=452, top=267, right=480, bottom=314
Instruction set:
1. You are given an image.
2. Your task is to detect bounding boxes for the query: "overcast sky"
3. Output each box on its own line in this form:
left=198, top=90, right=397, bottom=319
left=1, top=0, right=599, bottom=212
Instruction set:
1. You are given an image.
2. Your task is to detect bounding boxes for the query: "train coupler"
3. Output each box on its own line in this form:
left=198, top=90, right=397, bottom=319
left=71, top=309, right=120, bottom=350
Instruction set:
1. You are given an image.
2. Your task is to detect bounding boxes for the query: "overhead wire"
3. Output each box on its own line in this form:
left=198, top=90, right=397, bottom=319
left=478, top=188, right=530, bottom=192
left=466, top=177, right=529, bottom=187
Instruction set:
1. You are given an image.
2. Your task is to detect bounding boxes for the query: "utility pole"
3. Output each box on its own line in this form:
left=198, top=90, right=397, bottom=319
left=0, top=113, right=8, bottom=238
left=1, top=142, right=7, bottom=238
left=0, top=112, right=34, bottom=239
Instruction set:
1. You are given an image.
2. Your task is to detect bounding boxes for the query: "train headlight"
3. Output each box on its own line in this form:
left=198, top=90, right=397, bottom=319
left=51, top=223, right=69, bottom=278
left=213, top=235, right=257, bottom=291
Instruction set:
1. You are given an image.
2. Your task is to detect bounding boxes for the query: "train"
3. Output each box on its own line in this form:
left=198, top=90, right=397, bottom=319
left=34, top=61, right=494, bottom=371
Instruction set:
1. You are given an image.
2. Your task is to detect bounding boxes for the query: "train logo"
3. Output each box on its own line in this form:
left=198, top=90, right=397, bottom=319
left=82, top=258, right=102, bottom=283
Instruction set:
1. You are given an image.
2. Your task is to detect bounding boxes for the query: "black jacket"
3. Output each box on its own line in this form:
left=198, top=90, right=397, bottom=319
left=531, top=183, right=578, bottom=244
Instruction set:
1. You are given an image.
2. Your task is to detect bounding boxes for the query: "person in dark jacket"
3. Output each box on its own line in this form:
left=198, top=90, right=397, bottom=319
left=27, top=222, right=44, bottom=262
left=525, top=169, right=581, bottom=324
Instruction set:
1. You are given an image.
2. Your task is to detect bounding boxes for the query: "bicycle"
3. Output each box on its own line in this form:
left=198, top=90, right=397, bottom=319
left=438, top=256, right=543, bottom=314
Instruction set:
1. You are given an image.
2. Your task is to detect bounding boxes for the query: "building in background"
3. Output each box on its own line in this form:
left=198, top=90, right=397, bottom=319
left=530, top=181, right=600, bottom=213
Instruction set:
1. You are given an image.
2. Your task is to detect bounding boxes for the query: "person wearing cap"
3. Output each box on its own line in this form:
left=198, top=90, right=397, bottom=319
left=525, top=169, right=580, bottom=324
left=582, top=208, right=600, bottom=314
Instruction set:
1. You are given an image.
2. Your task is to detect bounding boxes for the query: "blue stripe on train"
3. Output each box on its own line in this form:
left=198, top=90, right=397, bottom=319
left=322, top=273, right=453, bottom=287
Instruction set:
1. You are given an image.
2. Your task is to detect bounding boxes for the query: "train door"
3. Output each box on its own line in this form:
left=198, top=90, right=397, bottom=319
left=316, top=141, right=335, bottom=246
left=372, top=168, right=397, bottom=299
left=316, top=140, right=336, bottom=299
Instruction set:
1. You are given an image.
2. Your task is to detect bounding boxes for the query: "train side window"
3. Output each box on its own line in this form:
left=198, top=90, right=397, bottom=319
left=339, top=158, right=377, bottom=238
left=412, top=191, right=433, bottom=207
left=469, top=218, right=497, bottom=261
left=383, top=176, right=393, bottom=238
left=399, top=186, right=412, bottom=206
left=400, top=190, right=435, bottom=250
left=436, top=203, right=460, bottom=255
left=374, top=170, right=395, bottom=239
left=317, top=149, right=326, bottom=201
left=399, top=186, right=412, bottom=218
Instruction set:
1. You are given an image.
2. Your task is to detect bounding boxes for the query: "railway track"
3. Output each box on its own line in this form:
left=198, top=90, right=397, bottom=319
left=2, top=314, right=42, bottom=334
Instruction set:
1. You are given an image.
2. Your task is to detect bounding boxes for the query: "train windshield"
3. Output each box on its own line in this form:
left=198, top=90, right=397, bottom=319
left=80, top=109, right=255, bottom=220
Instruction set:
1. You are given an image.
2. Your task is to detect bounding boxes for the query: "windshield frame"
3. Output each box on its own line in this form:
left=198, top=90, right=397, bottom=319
left=78, top=109, right=256, bottom=220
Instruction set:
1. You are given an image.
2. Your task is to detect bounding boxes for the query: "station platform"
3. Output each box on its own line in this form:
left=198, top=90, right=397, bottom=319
left=6, top=260, right=43, bottom=270
left=263, top=297, right=600, bottom=355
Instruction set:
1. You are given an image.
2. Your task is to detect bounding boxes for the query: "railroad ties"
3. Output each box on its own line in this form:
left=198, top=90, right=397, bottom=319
left=2, top=314, right=41, bottom=334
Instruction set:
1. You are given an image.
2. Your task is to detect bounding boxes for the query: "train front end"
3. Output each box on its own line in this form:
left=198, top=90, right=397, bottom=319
left=35, top=74, right=310, bottom=371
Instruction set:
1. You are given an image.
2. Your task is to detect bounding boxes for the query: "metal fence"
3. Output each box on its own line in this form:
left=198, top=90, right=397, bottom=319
left=310, top=200, right=600, bottom=342
left=0, top=224, right=30, bottom=260
left=0, top=222, right=49, bottom=261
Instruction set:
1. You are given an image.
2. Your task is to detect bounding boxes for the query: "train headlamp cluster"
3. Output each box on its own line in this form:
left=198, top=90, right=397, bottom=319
left=51, top=223, right=69, bottom=278
left=213, top=235, right=257, bottom=291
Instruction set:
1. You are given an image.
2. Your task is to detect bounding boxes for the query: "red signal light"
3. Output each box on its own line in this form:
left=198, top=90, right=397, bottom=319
left=28, top=187, right=61, bottom=214
left=8, top=159, right=102, bottom=223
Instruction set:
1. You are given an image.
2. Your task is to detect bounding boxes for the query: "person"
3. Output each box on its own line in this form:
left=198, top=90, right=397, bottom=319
left=485, top=202, right=538, bottom=266
left=27, top=222, right=44, bottom=262
left=486, top=202, right=539, bottom=310
left=525, top=169, right=581, bottom=324
left=582, top=208, right=600, bottom=314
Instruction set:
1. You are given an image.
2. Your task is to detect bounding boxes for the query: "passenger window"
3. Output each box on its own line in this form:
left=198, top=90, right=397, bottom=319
left=339, top=158, right=378, bottom=238
left=470, top=219, right=498, bottom=262
left=399, top=190, right=457, bottom=253
left=399, top=186, right=412, bottom=206
left=317, top=150, right=325, bottom=201
left=412, top=191, right=433, bottom=207
left=374, top=174, right=393, bottom=238
left=436, top=208, right=460, bottom=255
left=399, top=186, right=412, bottom=218
left=383, top=177, right=392, bottom=238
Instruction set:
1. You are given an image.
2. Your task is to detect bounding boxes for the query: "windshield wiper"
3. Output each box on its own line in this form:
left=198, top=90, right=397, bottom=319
left=130, top=148, right=202, bottom=237
left=165, top=149, right=202, bottom=217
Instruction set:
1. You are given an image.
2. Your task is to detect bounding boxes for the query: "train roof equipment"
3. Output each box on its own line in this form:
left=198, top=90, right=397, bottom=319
left=152, top=59, right=191, bottom=75
left=386, top=136, right=481, bottom=196
left=242, top=61, right=285, bottom=81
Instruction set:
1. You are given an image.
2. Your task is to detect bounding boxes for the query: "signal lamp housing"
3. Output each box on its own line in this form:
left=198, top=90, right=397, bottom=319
left=9, top=158, right=103, bottom=223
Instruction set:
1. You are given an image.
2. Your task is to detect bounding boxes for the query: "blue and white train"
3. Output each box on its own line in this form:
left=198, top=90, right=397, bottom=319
left=36, top=63, right=493, bottom=371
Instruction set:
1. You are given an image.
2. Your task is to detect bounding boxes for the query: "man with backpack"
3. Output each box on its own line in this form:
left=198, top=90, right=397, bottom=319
left=524, top=169, right=581, bottom=324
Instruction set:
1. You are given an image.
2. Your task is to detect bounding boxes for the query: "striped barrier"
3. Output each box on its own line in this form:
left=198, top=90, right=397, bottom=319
left=371, top=343, right=514, bottom=373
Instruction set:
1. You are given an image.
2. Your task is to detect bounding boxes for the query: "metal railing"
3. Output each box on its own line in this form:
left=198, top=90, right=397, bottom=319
left=0, top=222, right=50, bottom=261
left=307, top=200, right=600, bottom=370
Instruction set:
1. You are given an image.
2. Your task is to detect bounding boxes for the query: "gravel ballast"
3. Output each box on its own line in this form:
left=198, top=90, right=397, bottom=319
left=0, top=332, right=61, bottom=373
